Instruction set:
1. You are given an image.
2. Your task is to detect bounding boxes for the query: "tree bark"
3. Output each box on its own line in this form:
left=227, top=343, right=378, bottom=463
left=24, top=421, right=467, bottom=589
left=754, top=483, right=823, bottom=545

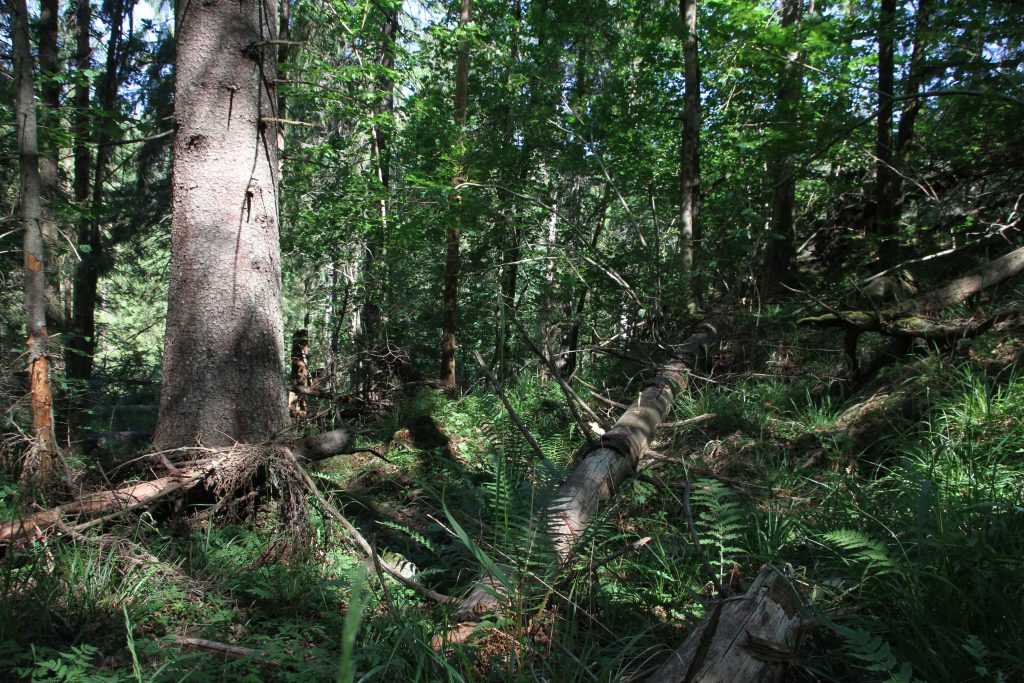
left=288, top=329, right=310, bottom=418
left=647, top=566, right=803, bottom=683
left=38, top=0, right=64, bottom=329
left=12, top=0, right=60, bottom=481
left=875, top=0, right=899, bottom=268
left=154, top=0, right=289, bottom=448
left=440, top=0, right=472, bottom=389
left=759, top=0, right=803, bottom=300
left=679, top=0, right=701, bottom=312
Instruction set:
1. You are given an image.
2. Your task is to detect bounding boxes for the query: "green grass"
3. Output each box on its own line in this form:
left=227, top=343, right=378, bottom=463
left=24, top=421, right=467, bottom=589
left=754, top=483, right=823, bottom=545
left=2, top=340, right=1022, bottom=681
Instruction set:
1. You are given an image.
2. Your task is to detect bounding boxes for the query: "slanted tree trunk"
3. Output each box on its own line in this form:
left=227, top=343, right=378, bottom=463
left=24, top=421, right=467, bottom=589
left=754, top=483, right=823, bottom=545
left=440, top=0, right=472, bottom=390
left=450, top=317, right=724, bottom=623
left=12, top=0, right=60, bottom=482
left=154, top=0, right=289, bottom=448
left=647, top=566, right=804, bottom=683
left=679, top=0, right=702, bottom=312
left=759, top=0, right=803, bottom=300
left=874, top=0, right=898, bottom=268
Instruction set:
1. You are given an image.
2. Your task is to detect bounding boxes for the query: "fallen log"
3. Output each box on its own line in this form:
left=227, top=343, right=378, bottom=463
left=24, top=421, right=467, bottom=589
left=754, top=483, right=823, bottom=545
left=448, top=317, right=724, bottom=624
left=646, top=565, right=804, bottom=683
left=799, top=244, right=1024, bottom=374
left=0, top=428, right=357, bottom=547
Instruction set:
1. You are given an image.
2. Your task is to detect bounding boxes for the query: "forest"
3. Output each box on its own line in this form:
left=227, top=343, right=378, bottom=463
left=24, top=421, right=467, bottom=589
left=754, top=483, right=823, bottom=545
left=1, top=0, right=1023, bottom=679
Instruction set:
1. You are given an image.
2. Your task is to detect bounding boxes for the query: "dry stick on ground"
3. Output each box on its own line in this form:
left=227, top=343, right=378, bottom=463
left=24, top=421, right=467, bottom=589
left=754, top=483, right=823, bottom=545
left=448, top=316, right=724, bottom=625
left=510, top=314, right=606, bottom=437
left=472, top=350, right=554, bottom=467
left=170, top=636, right=274, bottom=663
left=285, top=451, right=452, bottom=605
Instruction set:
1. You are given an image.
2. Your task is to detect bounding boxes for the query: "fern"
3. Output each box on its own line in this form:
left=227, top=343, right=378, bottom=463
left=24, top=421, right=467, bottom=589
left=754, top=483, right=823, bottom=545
left=691, top=479, right=747, bottom=585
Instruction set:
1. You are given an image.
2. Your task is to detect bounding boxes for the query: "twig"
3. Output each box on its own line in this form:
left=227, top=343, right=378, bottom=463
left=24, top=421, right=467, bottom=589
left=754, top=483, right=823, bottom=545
left=170, top=635, right=272, bottom=662
left=658, top=413, right=716, bottom=430
left=471, top=350, right=554, bottom=467
left=286, top=452, right=452, bottom=604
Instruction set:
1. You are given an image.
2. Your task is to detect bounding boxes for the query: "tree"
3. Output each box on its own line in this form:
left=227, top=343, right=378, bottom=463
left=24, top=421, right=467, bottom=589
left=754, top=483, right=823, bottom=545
left=11, top=0, right=59, bottom=481
left=440, top=0, right=472, bottom=389
left=874, top=0, right=898, bottom=268
left=154, top=0, right=289, bottom=448
left=759, top=0, right=804, bottom=299
left=679, top=0, right=701, bottom=311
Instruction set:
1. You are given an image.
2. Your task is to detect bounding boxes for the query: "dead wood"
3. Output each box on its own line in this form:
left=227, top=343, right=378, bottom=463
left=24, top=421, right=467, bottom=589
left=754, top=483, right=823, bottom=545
left=799, top=245, right=1024, bottom=376
left=646, top=566, right=805, bottom=683
left=0, top=427, right=364, bottom=547
left=448, top=316, right=724, bottom=625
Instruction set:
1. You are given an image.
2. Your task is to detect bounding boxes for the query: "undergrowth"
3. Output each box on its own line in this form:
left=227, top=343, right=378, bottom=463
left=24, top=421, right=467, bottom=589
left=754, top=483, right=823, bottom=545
left=1, top=323, right=1022, bottom=682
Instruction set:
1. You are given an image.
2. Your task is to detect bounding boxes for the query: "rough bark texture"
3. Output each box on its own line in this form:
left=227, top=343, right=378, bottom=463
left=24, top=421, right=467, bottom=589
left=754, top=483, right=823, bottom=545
left=759, top=0, right=803, bottom=300
left=155, top=0, right=289, bottom=448
left=875, top=0, right=898, bottom=268
left=451, top=317, right=723, bottom=623
left=13, top=0, right=60, bottom=479
left=679, top=0, right=701, bottom=311
left=647, top=566, right=803, bottom=683
left=38, top=0, right=64, bottom=328
left=440, top=0, right=472, bottom=389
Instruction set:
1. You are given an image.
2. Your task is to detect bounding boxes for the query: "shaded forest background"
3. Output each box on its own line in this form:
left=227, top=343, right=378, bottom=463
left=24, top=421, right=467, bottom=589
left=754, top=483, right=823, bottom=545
left=1, top=0, right=1023, bottom=680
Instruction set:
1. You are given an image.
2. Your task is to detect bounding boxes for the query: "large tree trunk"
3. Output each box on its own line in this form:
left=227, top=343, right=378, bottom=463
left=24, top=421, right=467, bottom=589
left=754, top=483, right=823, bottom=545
left=12, top=0, right=60, bottom=482
left=679, top=0, right=701, bottom=312
left=440, top=0, right=472, bottom=389
left=874, top=0, right=898, bottom=268
left=759, top=0, right=803, bottom=300
left=451, top=317, right=723, bottom=623
left=154, top=0, right=289, bottom=449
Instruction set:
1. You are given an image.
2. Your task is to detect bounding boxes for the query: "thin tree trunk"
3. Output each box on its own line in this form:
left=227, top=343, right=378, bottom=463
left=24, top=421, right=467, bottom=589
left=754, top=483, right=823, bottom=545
left=12, top=0, right=60, bottom=481
left=154, top=0, right=289, bottom=448
left=356, top=7, right=398, bottom=398
left=38, top=0, right=64, bottom=329
left=679, top=0, right=701, bottom=312
left=759, top=0, right=803, bottom=300
left=875, top=0, right=898, bottom=268
left=70, top=0, right=126, bottom=383
left=67, top=0, right=94, bottom=383
left=440, top=0, right=472, bottom=389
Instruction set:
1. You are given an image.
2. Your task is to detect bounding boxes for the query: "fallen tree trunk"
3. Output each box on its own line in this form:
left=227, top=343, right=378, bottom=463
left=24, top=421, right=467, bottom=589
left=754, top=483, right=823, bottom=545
left=646, top=565, right=804, bottom=683
left=0, top=428, right=356, bottom=546
left=449, top=317, right=724, bottom=624
left=799, top=244, right=1024, bottom=374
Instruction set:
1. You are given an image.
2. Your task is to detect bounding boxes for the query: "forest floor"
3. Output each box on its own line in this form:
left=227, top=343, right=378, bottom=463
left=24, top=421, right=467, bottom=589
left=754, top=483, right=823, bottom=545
left=2, top=298, right=1023, bottom=682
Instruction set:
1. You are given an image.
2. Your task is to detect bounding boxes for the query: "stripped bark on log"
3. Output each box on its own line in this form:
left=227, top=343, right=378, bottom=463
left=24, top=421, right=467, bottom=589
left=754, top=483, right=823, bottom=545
left=449, top=317, right=723, bottom=624
left=647, top=566, right=804, bottom=683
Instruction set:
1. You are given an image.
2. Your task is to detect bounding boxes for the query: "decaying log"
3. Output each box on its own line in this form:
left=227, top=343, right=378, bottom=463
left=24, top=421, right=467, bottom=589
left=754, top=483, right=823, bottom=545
left=0, top=428, right=359, bottom=547
left=449, top=317, right=723, bottom=624
left=647, top=566, right=804, bottom=683
left=799, top=245, right=1024, bottom=374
